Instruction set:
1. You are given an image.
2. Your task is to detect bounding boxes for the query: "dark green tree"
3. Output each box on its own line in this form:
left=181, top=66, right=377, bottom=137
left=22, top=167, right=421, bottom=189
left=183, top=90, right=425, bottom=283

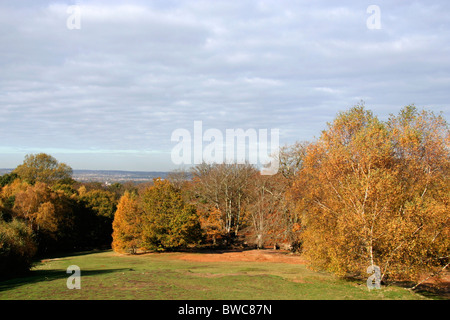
left=0, top=172, right=19, bottom=187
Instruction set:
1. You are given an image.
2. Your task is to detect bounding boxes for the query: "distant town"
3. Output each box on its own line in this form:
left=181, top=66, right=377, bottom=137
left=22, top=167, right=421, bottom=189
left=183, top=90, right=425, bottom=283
left=0, top=169, right=169, bottom=184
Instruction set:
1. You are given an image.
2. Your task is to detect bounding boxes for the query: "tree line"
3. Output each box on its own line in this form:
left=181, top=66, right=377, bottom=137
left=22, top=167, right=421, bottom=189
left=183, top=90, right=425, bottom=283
left=1, top=104, right=448, bottom=287
left=0, top=153, right=138, bottom=277
left=112, top=104, right=450, bottom=286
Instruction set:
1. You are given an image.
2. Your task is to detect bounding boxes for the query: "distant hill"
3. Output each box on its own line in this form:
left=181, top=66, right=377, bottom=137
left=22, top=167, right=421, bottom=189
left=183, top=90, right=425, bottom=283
left=0, top=168, right=169, bottom=183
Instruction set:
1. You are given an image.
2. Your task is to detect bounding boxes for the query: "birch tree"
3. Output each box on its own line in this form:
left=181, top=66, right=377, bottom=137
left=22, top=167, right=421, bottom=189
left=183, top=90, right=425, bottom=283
left=294, top=105, right=449, bottom=284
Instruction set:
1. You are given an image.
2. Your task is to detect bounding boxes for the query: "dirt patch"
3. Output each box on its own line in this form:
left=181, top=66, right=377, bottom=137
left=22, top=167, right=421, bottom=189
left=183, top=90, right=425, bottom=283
left=173, top=249, right=308, bottom=265
left=415, top=272, right=450, bottom=299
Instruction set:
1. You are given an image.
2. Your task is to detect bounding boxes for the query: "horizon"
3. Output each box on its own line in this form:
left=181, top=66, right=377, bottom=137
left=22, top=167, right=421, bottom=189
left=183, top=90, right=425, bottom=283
left=0, top=167, right=173, bottom=173
left=1, top=1, right=449, bottom=171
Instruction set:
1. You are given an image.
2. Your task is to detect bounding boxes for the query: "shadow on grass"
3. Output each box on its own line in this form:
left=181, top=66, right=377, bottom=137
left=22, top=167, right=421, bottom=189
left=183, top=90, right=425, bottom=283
left=389, top=280, right=450, bottom=300
left=35, top=248, right=112, bottom=261
left=132, top=245, right=263, bottom=255
left=0, top=268, right=128, bottom=293
left=343, top=275, right=450, bottom=300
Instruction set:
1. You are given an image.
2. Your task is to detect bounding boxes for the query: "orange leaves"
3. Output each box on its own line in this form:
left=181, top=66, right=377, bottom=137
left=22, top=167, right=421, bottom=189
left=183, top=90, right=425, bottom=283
left=35, top=202, right=58, bottom=234
left=198, top=207, right=222, bottom=244
left=112, top=178, right=203, bottom=253
left=293, top=104, right=450, bottom=282
left=112, top=192, right=141, bottom=254
left=10, top=182, right=71, bottom=236
left=291, top=223, right=301, bottom=233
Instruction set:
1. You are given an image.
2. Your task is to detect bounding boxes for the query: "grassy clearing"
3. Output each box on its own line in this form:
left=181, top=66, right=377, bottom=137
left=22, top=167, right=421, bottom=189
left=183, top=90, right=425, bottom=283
left=0, top=250, right=433, bottom=300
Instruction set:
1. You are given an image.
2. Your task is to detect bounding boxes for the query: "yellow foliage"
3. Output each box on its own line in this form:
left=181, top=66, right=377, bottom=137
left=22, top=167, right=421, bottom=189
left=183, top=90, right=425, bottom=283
left=112, top=192, right=141, bottom=254
left=293, top=105, right=450, bottom=282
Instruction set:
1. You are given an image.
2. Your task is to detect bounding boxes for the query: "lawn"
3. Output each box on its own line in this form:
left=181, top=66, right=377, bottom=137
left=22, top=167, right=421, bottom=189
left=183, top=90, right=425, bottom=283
left=0, top=249, right=435, bottom=300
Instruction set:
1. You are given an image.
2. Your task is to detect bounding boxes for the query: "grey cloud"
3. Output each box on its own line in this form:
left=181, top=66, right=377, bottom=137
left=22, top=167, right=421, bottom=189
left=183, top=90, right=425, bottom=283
left=0, top=0, right=448, bottom=170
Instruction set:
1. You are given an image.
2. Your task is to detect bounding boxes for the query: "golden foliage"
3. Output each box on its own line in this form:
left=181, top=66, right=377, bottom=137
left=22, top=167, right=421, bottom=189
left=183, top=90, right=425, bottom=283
left=293, top=105, right=449, bottom=281
left=112, top=191, right=141, bottom=254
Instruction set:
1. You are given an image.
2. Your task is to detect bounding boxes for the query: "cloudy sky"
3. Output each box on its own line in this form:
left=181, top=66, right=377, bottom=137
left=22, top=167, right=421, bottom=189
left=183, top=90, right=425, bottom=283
left=1, top=0, right=449, bottom=171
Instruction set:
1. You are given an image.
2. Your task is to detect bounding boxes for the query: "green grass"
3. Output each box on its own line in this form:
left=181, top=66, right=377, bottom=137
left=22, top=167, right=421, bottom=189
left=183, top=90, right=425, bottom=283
left=0, top=250, right=432, bottom=300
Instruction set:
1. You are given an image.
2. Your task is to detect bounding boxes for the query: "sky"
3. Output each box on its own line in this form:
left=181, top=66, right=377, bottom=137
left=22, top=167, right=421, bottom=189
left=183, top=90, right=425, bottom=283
left=1, top=0, right=449, bottom=171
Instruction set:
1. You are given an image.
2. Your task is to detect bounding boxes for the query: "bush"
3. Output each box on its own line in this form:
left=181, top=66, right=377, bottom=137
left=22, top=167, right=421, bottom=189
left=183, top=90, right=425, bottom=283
left=0, top=219, right=37, bottom=278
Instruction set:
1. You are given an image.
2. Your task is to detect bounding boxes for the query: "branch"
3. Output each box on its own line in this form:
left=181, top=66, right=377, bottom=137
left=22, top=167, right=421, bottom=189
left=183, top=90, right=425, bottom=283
left=411, top=262, right=450, bottom=290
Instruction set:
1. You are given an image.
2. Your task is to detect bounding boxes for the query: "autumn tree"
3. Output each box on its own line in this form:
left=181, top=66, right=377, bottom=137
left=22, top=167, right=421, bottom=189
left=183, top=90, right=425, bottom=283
left=140, top=178, right=203, bottom=251
left=293, top=105, right=450, bottom=284
left=197, top=207, right=223, bottom=246
left=13, top=182, right=69, bottom=235
left=167, top=169, right=191, bottom=190
left=112, top=191, right=142, bottom=254
left=191, top=161, right=302, bottom=249
left=245, top=173, right=287, bottom=249
left=79, top=189, right=117, bottom=220
left=382, top=106, right=450, bottom=283
left=13, top=153, right=73, bottom=185
left=10, top=182, right=77, bottom=253
left=78, top=188, right=118, bottom=246
left=191, top=163, right=257, bottom=244
left=271, top=142, right=310, bottom=249
left=277, top=141, right=310, bottom=183
left=0, top=179, right=28, bottom=217
left=1, top=163, right=125, bottom=255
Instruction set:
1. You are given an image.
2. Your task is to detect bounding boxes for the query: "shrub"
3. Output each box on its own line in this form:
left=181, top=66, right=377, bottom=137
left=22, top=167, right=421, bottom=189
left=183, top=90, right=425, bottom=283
left=0, top=219, right=37, bottom=278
